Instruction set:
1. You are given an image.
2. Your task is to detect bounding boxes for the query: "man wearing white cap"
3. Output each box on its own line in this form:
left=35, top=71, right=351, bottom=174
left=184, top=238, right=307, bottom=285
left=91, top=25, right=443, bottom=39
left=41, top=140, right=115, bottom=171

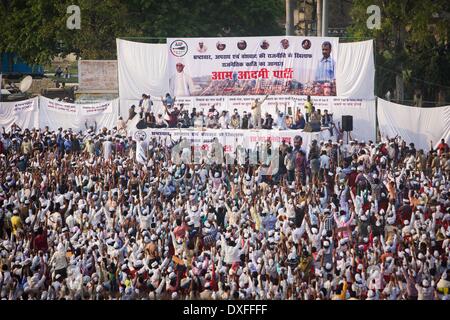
left=250, top=95, right=269, bottom=129
left=169, top=61, right=196, bottom=97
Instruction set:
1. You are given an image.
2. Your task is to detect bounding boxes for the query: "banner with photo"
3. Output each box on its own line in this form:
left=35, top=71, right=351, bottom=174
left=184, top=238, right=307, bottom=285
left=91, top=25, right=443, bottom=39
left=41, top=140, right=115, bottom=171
left=129, top=128, right=332, bottom=158
left=167, top=36, right=339, bottom=97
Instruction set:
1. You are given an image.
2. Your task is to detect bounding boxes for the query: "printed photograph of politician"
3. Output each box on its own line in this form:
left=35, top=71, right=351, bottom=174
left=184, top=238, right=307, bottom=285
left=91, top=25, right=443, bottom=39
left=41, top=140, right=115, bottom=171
left=260, top=40, right=270, bottom=50
left=237, top=40, right=247, bottom=50
left=197, top=41, right=207, bottom=53
left=302, top=39, right=312, bottom=50
left=216, top=41, right=226, bottom=51
left=280, top=38, right=290, bottom=50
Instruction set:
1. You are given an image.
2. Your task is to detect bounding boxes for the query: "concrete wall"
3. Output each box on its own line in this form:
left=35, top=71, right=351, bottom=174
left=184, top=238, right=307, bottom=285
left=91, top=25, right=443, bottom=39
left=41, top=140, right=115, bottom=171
left=78, top=60, right=118, bottom=91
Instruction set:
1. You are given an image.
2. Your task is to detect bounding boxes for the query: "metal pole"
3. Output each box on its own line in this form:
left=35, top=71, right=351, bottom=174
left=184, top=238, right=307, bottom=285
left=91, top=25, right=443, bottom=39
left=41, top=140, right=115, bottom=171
left=285, top=0, right=295, bottom=36
left=303, top=0, right=308, bottom=36
left=373, top=40, right=379, bottom=143
left=322, top=0, right=328, bottom=37
left=316, top=0, right=322, bottom=37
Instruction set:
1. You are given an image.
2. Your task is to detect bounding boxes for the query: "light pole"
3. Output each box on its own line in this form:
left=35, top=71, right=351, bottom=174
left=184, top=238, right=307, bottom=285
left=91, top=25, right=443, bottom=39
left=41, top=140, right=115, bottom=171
left=285, top=0, right=295, bottom=36
left=322, top=0, right=328, bottom=36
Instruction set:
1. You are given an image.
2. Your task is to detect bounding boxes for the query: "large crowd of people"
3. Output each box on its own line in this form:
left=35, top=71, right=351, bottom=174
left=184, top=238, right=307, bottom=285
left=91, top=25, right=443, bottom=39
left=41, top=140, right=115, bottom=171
left=0, top=107, right=449, bottom=300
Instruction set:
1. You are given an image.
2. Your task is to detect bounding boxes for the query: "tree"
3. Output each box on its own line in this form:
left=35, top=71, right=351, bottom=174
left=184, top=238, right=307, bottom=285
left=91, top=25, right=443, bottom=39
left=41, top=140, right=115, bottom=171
left=127, top=0, right=284, bottom=38
left=0, top=0, right=66, bottom=64
left=0, top=0, right=284, bottom=65
left=58, top=0, right=141, bottom=60
left=0, top=0, right=136, bottom=63
left=347, top=0, right=450, bottom=106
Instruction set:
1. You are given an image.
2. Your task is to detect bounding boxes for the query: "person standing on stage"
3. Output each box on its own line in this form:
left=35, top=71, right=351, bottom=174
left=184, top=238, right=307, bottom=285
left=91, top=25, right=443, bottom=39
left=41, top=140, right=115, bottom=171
left=304, top=95, right=313, bottom=123
left=169, top=62, right=195, bottom=97
left=251, top=94, right=268, bottom=129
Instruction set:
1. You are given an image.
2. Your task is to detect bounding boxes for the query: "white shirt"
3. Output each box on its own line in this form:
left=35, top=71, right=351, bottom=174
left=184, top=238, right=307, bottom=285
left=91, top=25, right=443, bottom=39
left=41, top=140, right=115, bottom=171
left=103, top=141, right=113, bottom=160
left=320, top=154, right=330, bottom=169
left=142, top=98, right=152, bottom=113
left=193, top=116, right=204, bottom=128
left=219, top=115, right=228, bottom=129
left=51, top=251, right=68, bottom=270
left=136, top=140, right=148, bottom=164
left=252, top=101, right=263, bottom=115
left=170, top=72, right=195, bottom=96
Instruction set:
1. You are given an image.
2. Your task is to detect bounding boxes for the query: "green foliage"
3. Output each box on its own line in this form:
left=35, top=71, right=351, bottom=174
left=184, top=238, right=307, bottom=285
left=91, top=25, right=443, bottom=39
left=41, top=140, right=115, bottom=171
left=0, top=0, right=66, bottom=64
left=0, top=0, right=284, bottom=65
left=58, top=0, right=140, bottom=60
left=127, top=0, right=283, bottom=38
left=347, top=0, right=450, bottom=102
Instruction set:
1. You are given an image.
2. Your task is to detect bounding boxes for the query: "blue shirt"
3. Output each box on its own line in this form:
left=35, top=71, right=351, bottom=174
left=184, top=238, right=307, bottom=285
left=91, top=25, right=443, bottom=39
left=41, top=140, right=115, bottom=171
left=315, top=57, right=335, bottom=82
left=164, top=96, right=174, bottom=106
left=262, top=215, right=277, bottom=231
left=64, top=139, right=72, bottom=151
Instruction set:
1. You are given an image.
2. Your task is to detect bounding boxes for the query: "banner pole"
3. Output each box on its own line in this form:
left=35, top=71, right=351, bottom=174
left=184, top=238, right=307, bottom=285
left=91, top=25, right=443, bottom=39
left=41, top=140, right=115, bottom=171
left=373, top=40, right=379, bottom=143
left=375, top=97, right=379, bottom=143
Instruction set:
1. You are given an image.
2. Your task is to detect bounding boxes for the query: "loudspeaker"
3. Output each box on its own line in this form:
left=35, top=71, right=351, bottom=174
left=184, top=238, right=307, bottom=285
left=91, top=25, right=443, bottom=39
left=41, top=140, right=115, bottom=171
left=303, top=120, right=321, bottom=132
left=342, top=115, right=353, bottom=132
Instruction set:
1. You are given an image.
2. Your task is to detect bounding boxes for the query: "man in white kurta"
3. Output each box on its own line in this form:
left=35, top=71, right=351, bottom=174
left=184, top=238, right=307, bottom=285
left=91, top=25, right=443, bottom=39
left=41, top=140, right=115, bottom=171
left=169, top=62, right=195, bottom=97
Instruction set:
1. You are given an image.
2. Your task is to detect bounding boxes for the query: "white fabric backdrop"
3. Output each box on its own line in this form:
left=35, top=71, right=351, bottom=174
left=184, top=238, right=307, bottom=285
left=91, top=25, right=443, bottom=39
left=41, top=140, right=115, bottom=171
left=326, top=99, right=376, bottom=143
left=39, top=97, right=118, bottom=132
left=117, top=39, right=169, bottom=116
left=336, top=40, right=375, bottom=99
left=0, top=97, right=39, bottom=131
left=377, top=98, right=450, bottom=151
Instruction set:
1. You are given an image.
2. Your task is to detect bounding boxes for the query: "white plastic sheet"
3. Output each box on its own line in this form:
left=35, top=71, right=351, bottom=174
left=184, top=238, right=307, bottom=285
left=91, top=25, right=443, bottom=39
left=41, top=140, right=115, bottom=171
left=377, top=98, right=450, bottom=151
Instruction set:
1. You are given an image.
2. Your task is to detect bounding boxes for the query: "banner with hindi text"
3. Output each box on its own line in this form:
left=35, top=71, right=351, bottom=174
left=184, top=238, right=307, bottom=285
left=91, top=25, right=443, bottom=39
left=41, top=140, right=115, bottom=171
left=167, top=36, right=339, bottom=97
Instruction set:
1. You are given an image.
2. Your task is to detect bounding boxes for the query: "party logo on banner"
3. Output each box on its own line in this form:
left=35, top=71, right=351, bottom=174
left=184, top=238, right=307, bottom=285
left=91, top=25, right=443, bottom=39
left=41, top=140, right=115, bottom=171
left=170, top=40, right=188, bottom=57
left=134, top=130, right=147, bottom=141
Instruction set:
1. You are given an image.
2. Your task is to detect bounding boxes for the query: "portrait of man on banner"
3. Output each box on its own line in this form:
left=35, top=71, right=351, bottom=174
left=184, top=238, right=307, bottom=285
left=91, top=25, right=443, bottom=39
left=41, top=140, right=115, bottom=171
left=315, top=41, right=336, bottom=83
left=280, top=39, right=290, bottom=50
left=216, top=41, right=226, bottom=51
left=197, top=41, right=207, bottom=53
left=169, top=61, right=196, bottom=97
